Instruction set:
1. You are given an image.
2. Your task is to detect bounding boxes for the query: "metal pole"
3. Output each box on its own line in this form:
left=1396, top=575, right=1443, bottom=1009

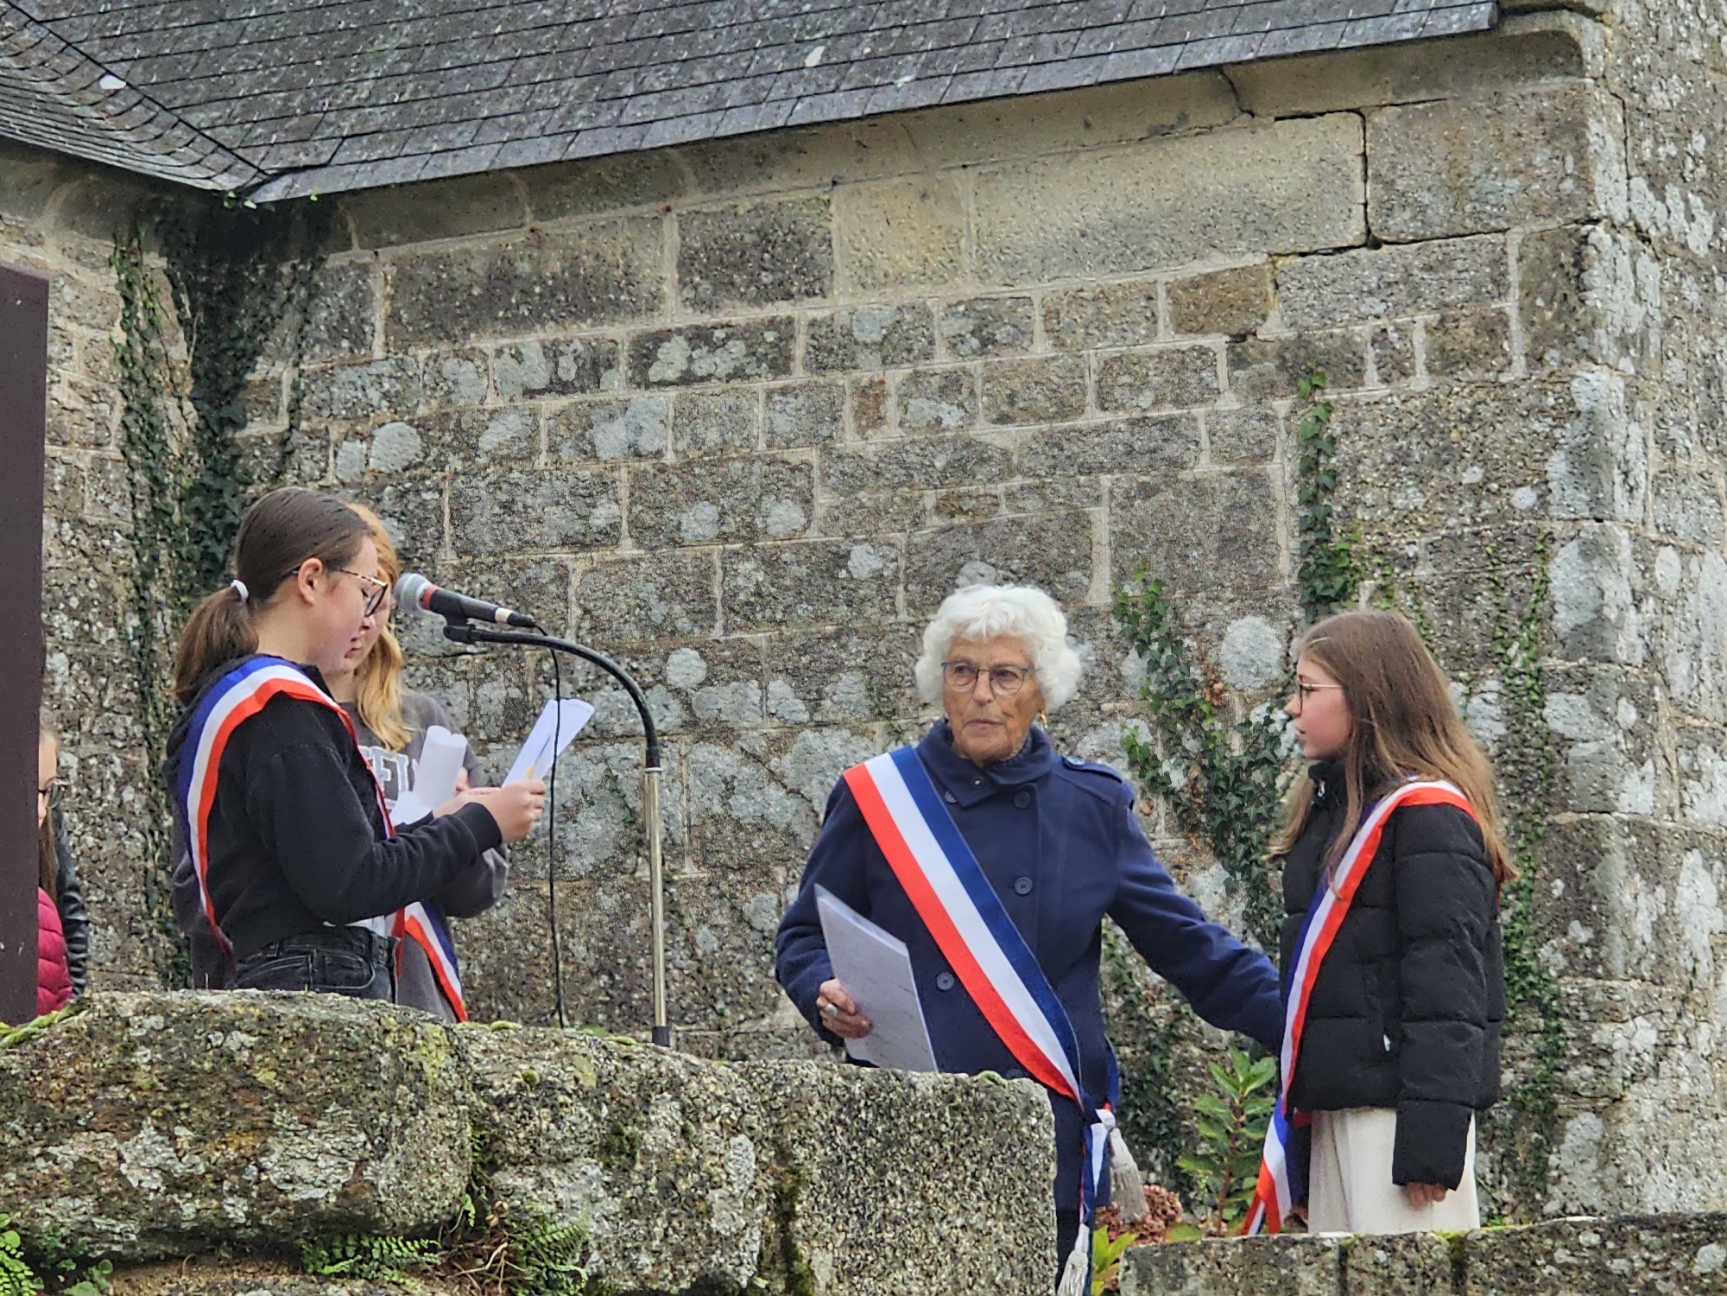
left=0, top=262, right=47, bottom=1026
left=643, top=765, right=670, bottom=1048
left=441, top=621, right=672, bottom=1046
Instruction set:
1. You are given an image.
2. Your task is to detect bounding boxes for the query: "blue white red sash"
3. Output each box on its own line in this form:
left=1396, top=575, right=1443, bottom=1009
left=1243, top=779, right=1477, bottom=1236
left=394, top=901, right=466, bottom=1022
left=176, top=656, right=467, bottom=1021
left=843, top=746, right=1121, bottom=1281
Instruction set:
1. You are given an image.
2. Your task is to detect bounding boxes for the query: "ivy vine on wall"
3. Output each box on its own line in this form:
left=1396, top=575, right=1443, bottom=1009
left=1481, top=535, right=1562, bottom=1219
left=1106, top=370, right=1359, bottom=1189
left=109, top=197, right=329, bottom=981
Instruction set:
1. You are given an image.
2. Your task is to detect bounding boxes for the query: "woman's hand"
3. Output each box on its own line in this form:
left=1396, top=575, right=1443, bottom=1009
left=1404, top=1182, right=1450, bottom=1209
left=439, top=780, right=546, bottom=843
left=816, top=979, right=871, bottom=1039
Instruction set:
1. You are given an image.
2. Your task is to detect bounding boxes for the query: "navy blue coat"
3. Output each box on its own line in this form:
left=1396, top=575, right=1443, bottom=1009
left=775, top=721, right=1283, bottom=1211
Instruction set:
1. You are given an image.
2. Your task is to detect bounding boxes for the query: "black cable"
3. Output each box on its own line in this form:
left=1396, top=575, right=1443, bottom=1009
left=547, top=646, right=566, bottom=1030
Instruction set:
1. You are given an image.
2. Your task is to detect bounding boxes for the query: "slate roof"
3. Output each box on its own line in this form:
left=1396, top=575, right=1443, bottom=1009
left=0, top=0, right=1499, bottom=200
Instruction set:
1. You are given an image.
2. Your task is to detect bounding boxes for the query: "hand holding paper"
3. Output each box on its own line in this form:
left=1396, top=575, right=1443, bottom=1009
left=815, top=886, right=937, bottom=1072
left=505, top=698, right=594, bottom=784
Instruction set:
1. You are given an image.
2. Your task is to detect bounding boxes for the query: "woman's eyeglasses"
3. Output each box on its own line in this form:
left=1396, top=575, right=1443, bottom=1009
left=1290, top=681, right=1344, bottom=712
left=38, top=778, right=64, bottom=810
left=336, top=568, right=390, bottom=617
left=942, top=661, right=1033, bottom=696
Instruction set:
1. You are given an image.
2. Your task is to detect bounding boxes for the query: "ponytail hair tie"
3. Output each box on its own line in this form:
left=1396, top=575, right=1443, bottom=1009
left=230, top=579, right=249, bottom=605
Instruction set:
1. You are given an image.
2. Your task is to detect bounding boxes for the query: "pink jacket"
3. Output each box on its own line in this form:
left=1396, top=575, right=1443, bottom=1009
left=37, top=886, right=71, bottom=1016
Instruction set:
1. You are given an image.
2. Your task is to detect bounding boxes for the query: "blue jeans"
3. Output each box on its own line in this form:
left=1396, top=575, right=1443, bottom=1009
left=233, top=927, right=394, bottom=1002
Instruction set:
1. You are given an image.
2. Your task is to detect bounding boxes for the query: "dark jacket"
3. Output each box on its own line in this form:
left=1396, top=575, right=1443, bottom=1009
left=171, top=689, right=509, bottom=1013
left=163, top=656, right=503, bottom=963
left=50, top=809, right=88, bottom=995
left=1279, top=760, right=1505, bottom=1191
left=776, top=722, right=1283, bottom=1211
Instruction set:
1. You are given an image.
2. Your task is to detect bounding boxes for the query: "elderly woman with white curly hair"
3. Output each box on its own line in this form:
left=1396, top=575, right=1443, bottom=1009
left=776, top=584, right=1281, bottom=1286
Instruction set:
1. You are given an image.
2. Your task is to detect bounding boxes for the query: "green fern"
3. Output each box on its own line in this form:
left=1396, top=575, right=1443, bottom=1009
left=0, top=1217, right=41, bottom=1296
left=298, top=1234, right=439, bottom=1280
left=496, top=1209, right=592, bottom=1296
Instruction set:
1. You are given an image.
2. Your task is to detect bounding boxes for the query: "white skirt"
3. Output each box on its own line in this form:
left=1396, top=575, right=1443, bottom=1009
left=1307, top=1107, right=1480, bottom=1235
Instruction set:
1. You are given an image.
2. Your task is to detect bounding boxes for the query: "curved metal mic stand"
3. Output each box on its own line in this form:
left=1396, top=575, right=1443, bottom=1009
left=442, top=619, right=672, bottom=1048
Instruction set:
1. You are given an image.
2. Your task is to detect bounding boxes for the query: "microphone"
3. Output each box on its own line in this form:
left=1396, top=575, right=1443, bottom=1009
left=396, top=573, right=539, bottom=629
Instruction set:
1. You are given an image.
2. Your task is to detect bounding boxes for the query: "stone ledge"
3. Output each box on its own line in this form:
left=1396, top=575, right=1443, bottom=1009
left=0, top=993, right=1054, bottom=1295
left=1121, top=1213, right=1727, bottom=1295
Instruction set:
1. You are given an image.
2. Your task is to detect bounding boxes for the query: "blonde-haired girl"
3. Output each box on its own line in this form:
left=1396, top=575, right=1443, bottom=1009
left=327, top=504, right=508, bottom=1021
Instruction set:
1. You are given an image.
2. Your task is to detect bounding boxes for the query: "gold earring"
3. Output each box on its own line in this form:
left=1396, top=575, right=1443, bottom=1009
left=1038, top=710, right=1049, bottom=729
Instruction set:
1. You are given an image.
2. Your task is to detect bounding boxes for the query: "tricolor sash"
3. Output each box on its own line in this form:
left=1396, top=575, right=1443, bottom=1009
left=843, top=747, right=1125, bottom=1287
left=394, top=900, right=467, bottom=1022
left=176, top=655, right=466, bottom=1020
left=1243, top=779, right=1477, bottom=1236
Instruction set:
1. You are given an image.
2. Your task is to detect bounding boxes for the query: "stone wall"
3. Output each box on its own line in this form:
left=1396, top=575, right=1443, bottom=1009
left=1123, top=1214, right=1727, bottom=1295
left=0, top=142, right=167, bottom=981
left=4, top=0, right=1726, bottom=1221
left=0, top=992, right=1055, bottom=1295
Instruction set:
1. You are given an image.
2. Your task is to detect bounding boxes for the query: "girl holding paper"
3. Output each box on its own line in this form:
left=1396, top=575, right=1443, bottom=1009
left=325, top=505, right=509, bottom=1020
left=165, top=488, right=544, bottom=1003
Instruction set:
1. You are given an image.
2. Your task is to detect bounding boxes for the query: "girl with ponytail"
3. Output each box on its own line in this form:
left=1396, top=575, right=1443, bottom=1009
left=166, top=487, right=545, bottom=1001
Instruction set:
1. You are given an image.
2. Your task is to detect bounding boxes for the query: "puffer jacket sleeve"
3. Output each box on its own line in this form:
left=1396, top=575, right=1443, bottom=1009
left=36, top=887, right=72, bottom=1015
left=1390, top=803, right=1498, bottom=1189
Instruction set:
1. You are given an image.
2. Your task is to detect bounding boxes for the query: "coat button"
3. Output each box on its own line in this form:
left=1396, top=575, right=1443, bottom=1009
left=1013, top=790, right=1031, bottom=809
left=936, top=971, right=957, bottom=991
left=943, top=790, right=957, bottom=804
left=1014, top=877, right=1033, bottom=896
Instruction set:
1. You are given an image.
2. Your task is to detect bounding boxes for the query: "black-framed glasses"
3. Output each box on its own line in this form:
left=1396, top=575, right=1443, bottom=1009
left=336, top=568, right=389, bottom=617
left=942, top=660, right=1033, bottom=697
left=38, top=778, right=64, bottom=810
left=1290, top=681, right=1344, bottom=713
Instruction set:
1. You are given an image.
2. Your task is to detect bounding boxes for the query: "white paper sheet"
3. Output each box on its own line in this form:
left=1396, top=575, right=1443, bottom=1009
left=504, top=698, right=595, bottom=785
left=815, top=885, right=938, bottom=1073
left=415, top=725, right=468, bottom=807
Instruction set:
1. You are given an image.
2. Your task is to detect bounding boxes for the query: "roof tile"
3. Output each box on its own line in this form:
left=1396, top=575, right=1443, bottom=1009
left=1, top=0, right=1497, bottom=197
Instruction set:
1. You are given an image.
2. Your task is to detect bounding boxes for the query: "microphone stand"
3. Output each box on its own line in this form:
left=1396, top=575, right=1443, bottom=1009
left=442, top=619, right=672, bottom=1049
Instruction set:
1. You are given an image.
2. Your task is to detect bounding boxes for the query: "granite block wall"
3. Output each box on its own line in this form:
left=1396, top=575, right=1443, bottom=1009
left=4, top=4, right=1725, bottom=1218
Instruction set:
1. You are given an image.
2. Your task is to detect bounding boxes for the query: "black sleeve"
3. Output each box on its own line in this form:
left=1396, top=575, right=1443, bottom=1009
left=425, top=844, right=509, bottom=918
left=1391, top=804, right=1497, bottom=1189
left=52, top=809, right=89, bottom=996
left=243, top=704, right=505, bottom=926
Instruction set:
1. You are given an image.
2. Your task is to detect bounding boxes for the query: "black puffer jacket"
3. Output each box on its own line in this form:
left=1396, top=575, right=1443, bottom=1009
left=1279, top=761, right=1505, bottom=1190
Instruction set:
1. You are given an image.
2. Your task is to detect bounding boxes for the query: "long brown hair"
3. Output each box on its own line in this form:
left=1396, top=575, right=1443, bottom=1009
left=38, top=721, right=57, bottom=900
left=172, top=488, right=370, bottom=705
left=346, top=503, right=411, bottom=752
left=1273, top=610, right=1514, bottom=886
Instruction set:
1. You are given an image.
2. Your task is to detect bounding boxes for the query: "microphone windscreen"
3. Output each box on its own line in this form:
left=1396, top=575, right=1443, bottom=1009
left=395, top=572, right=432, bottom=614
